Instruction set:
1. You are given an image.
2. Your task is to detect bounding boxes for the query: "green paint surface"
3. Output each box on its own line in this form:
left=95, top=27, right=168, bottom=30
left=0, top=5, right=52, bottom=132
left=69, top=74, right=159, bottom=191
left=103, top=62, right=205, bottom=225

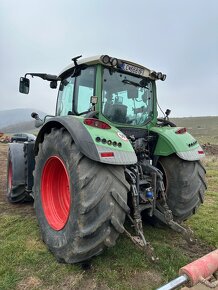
left=151, top=126, right=200, bottom=156
left=74, top=116, right=134, bottom=152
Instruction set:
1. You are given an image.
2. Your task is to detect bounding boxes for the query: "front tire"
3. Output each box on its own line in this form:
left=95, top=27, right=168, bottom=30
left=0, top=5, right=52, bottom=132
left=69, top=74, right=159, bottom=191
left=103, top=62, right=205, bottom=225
left=7, top=145, right=30, bottom=203
left=34, top=128, right=129, bottom=263
left=158, top=154, right=207, bottom=222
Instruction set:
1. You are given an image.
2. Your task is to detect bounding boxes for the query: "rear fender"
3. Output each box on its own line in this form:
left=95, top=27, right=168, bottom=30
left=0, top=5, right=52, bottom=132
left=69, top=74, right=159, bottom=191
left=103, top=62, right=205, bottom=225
left=151, top=126, right=205, bottom=161
left=8, top=143, right=25, bottom=186
left=35, top=116, right=137, bottom=165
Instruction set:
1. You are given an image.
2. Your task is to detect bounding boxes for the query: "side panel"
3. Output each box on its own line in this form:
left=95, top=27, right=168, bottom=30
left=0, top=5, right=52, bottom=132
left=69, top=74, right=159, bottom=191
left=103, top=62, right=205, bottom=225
left=35, top=116, right=137, bottom=165
left=150, top=126, right=205, bottom=161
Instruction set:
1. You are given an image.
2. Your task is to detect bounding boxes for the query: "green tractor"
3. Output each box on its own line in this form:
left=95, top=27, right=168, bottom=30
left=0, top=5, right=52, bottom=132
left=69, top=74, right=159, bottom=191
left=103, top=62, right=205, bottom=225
left=7, top=55, right=206, bottom=263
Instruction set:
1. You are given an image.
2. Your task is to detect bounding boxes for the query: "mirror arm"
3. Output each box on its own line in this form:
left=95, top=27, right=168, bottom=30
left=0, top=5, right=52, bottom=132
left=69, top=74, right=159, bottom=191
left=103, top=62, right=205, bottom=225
left=43, top=115, right=55, bottom=122
left=24, top=73, right=60, bottom=82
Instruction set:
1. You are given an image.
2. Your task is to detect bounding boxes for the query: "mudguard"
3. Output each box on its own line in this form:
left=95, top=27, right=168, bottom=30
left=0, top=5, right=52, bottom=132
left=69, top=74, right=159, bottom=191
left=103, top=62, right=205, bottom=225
left=8, top=143, right=26, bottom=186
left=35, top=116, right=137, bottom=165
left=151, top=126, right=205, bottom=161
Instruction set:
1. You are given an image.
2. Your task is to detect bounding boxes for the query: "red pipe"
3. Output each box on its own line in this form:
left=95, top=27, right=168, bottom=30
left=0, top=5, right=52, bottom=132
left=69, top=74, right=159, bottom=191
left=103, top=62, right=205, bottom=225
left=179, top=249, right=218, bottom=286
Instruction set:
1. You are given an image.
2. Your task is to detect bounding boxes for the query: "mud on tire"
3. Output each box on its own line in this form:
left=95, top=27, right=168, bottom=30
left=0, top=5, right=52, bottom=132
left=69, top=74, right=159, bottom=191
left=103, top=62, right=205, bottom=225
left=158, top=154, right=207, bottom=222
left=34, top=128, right=129, bottom=263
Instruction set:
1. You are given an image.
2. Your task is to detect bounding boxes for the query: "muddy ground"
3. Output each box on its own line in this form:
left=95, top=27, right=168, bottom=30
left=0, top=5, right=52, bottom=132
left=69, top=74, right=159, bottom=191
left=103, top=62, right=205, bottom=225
left=202, top=144, right=218, bottom=155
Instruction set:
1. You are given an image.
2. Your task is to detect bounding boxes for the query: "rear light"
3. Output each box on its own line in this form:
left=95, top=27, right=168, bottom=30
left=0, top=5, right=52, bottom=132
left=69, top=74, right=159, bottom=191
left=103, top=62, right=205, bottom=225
left=84, top=118, right=111, bottom=129
left=198, top=150, right=204, bottom=155
left=175, top=127, right=187, bottom=134
left=100, top=152, right=114, bottom=157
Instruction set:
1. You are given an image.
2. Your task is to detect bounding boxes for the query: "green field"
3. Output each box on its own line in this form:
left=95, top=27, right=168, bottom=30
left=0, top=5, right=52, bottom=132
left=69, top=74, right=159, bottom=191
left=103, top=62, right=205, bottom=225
left=171, top=116, right=218, bottom=145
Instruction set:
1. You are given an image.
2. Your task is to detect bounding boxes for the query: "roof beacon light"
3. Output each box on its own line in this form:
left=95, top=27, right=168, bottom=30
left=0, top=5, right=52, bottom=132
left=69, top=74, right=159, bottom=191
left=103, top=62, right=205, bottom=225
left=110, top=58, right=118, bottom=67
left=149, top=71, right=166, bottom=81
left=157, top=72, right=163, bottom=79
left=150, top=71, right=157, bottom=78
left=102, top=55, right=110, bottom=64
left=162, top=74, right=167, bottom=81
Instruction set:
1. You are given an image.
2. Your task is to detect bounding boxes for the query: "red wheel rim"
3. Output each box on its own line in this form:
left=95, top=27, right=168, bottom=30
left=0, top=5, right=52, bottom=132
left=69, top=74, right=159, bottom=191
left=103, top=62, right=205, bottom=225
left=8, top=161, right=12, bottom=190
left=41, top=156, right=71, bottom=231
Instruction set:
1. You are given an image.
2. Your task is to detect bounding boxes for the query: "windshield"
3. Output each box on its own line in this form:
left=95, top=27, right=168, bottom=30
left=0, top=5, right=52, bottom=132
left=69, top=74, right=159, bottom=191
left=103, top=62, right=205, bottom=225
left=102, top=68, right=154, bottom=125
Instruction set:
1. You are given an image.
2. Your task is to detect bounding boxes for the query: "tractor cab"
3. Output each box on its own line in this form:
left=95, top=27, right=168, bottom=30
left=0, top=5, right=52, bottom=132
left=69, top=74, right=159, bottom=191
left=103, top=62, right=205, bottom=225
left=56, top=55, right=166, bottom=128
left=19, top=55, right=166, bottom=129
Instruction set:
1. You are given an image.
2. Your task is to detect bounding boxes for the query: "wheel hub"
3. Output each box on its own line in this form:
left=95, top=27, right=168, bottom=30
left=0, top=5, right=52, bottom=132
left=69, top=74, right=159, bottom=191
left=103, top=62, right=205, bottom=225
left=41, top=156, right=71, bottom=230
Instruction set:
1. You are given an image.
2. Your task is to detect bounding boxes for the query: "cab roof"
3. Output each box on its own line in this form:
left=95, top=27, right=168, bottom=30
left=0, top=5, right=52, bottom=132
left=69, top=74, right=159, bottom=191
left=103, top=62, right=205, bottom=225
left=58, top=55, right=166, bottom=81
left=59, top=55, right=151, bottom=78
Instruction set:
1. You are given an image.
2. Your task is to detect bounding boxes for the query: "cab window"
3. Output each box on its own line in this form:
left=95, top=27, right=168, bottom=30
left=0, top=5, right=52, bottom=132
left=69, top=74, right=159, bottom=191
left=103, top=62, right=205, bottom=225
left=102, top=68, right=153, bottom=125
left=56, top=76, right=75, bottom=116
left=56, top=66, right=95, bottom=116
left=74, top=66, right=95, bottom=114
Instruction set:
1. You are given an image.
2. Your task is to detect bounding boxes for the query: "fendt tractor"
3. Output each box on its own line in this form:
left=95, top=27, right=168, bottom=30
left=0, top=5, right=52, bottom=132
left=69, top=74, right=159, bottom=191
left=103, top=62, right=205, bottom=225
left=7, top=55, right=207, bottom=263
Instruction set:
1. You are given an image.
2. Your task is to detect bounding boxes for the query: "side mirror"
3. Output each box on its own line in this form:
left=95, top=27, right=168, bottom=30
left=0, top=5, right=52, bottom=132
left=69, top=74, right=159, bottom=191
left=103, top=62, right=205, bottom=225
left=19, top=77, right=30, bottom=94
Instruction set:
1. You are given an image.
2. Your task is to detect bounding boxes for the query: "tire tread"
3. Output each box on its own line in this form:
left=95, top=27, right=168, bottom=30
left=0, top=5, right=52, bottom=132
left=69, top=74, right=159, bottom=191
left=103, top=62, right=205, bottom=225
left=158, top=154, right=207, bottom=222
left=34, top=129, right=129, bottom=263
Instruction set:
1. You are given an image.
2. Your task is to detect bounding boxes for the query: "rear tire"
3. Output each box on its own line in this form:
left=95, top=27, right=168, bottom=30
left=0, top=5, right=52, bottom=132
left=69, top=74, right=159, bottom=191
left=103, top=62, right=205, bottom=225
left=158, top=154, right=207, bottom=222
left=34, top=128, right=129, bottom=263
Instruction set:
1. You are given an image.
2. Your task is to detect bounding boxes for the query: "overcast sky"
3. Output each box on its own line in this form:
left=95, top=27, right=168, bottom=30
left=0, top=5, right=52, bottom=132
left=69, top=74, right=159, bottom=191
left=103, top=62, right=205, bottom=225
left=0, top=0, right=218, bottom=117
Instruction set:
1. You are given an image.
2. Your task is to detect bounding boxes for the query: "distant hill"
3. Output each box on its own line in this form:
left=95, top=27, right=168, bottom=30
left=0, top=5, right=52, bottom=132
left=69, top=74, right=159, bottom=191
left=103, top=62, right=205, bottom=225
left=1, top=120, right=36, bottom=133
left=1, top=110, right=217, bottom=141
left=171, top=116, right=218, bottom=136
left=0, top=108, right=47, bottom=133
left=171, top=116, right=218, bottom=145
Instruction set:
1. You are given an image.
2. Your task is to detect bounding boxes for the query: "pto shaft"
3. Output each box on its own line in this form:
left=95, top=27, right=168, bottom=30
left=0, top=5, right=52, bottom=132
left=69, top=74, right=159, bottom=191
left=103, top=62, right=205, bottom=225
left=157, top=249, right=218, bottom=290
left=156, top=274, right=188, bottom=290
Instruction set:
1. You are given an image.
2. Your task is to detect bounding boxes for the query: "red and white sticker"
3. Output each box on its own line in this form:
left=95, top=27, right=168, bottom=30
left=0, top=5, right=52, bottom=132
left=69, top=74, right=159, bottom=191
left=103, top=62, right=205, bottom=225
left=117, top=132, right=128, bottom=141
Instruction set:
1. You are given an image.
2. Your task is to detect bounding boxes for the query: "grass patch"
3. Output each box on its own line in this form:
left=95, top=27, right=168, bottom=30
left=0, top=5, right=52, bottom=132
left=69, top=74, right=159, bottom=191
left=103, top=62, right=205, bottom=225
left=187, top=157, right=218, bottom=247
left=92, top=228, right=189, bottom=289
left=0, top=215, right=81, bottom=290
left=0, top=213, right=191, bottom=290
